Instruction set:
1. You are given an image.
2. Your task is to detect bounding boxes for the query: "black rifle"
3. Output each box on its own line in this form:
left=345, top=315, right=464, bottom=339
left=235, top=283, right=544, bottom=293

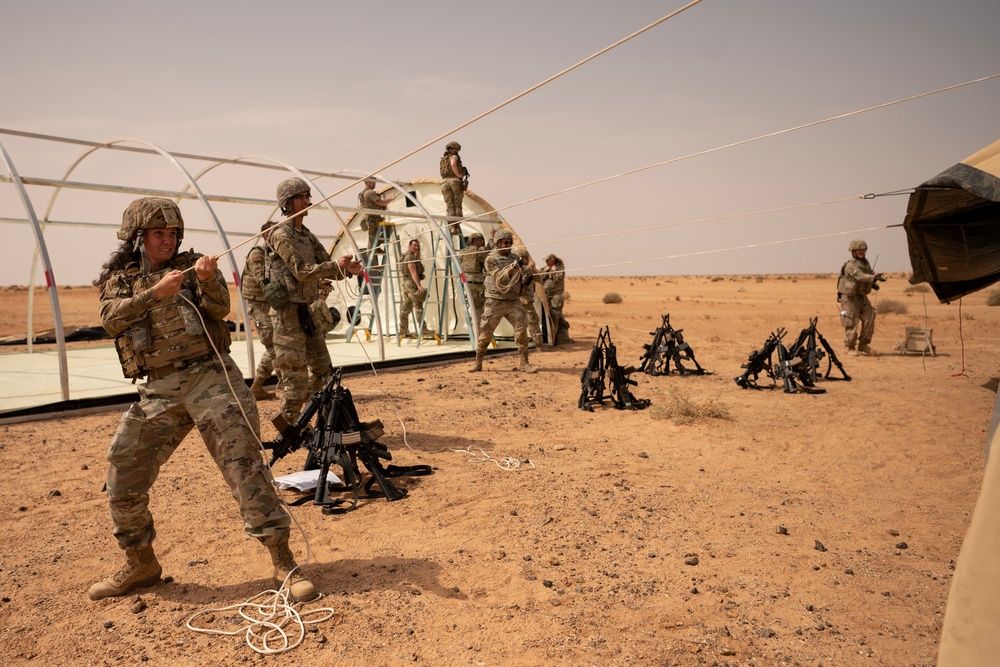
left=734, top=328, right=784, bottom=390
left=785, top=317, right=851, bottom=384
left=264, top=369, right=430, bottom=512
left=578, top=327, right=608, bottom=411
left=638, top=314, right=710, bottom=376
left=579, top=326, right=650, bottom=411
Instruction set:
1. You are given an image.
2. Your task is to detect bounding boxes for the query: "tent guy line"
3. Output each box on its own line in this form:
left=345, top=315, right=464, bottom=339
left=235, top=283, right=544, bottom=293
left=437, top=74, right=1000, bottom=246
left=186, top=2, right=706, bottom=270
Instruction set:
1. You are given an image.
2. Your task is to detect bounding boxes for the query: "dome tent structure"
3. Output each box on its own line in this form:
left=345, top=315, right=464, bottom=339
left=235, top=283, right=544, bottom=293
left=327, top=177, right=521, bottom=346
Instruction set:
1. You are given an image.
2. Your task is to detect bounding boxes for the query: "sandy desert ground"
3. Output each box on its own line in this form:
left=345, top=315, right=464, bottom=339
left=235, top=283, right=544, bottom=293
left=1, top=272, right=997, bottom=666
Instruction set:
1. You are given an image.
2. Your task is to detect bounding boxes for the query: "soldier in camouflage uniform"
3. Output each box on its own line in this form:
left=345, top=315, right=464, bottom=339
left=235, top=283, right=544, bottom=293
left=398, top=238, right=428, bottom=337
left=88, top=197, right=317, bottom=603
left=541, top=253, right=572, bottom=345
left=440, top=141, right=468, bottom=235
left=469, top=230, right=536, bottom=373
left=837, top=238, right=885, bottom=356
left=458, top=232, right=488, bottom=318
left=240, top=221, right=277, bottom=399
left=269, top=177, right=363, bottom=428
left=516, top=249, right=545, bottom=349
left=358, top=177, right=396, bottom=255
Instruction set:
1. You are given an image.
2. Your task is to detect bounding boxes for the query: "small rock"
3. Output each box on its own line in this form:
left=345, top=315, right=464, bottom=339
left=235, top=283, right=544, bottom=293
left=758, top=628, right=776, bottom=638
left=776, top=525, right=788, bottom=535
left=637, top=451, right=649, bottom=459
left=814, top=540, right=827, bottom=552
left=103, top=621, right=114, bottom=629
left=81, top=464, right=89, bottom=470
left=888, top=529, right=899, bottom=536
left=47, top=490, right=61, bottom=498
left=844, top=568, right=854, bottom=575
left=131, top=598, right=147, bottom=614
left=495, top=550, right=506, bottom=560
left=509, top=509, right=518, bottom=516
left=896, top=542, right=908, bottom=550
left=806, top=604, right=814, bottom=611
left=549, top=598, right=561, bottom=606
left=684, top=555, right=699, bottom=566
left=690, top=586, right=699, bottom=594
left=316, top=634, right=328, bottom=644
left=409, top=589, right=422, bottom=596
left=452, top=586, right=460, bottom=593
left=480, top=380, right=489, bottom=385
left=648, top=552, right=657, bottom=559
left=720, top=648, right=736, bottom=656
left=542, top=580, right=554, bottom=588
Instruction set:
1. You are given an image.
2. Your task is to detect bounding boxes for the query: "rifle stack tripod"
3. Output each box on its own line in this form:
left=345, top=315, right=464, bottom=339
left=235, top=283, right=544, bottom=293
left=734, top=317, right=850, bottom=394
left=578, top=326, right=650, bottom=411
left=265, top=368, right=430, bottom=513
left=637, top=314, right=710, bottom=376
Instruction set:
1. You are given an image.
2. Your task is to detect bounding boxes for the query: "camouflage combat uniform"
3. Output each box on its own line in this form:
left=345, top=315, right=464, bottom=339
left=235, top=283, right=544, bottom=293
left=100, top=251, right=290, bottom=550
left=475, top=249, right=529, bottom=354
left=240, top=244, right=275, bottom=384
left=267, top=222, right=348, bottom=422
left=519, top=263, right=543, bottom=346
left=458, top=242, right=487, bottom=317
left=541, top=258, right=570, bottom=344
left=837, top=256, right=877, bottom=350
left=359, top=185, right=387, bottom=251
left=440, top=148, right=466, bottom=233
left=399, top=249, right=426, bottom=336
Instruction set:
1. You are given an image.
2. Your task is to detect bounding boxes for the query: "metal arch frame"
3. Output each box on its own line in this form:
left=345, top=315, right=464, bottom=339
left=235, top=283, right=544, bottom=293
left=0, top=140, right=70, bottom=399
left=25, top=137, right=254, bottom=369
left=330, top=171, right=479, bottom=348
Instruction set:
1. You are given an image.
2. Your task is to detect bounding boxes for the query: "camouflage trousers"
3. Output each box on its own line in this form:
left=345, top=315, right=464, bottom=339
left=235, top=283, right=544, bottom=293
left=467, top=282, right=485, bottom=323
left=839, top=295, right=876, bottom=348
left=476, top=297, right=529, bottom=354
left=399, top=284, right=426, bottom=335
left=364, top=216, right=384, bottom=251
left=441, top=178, right=464, bottom=232
left=520, top=296, right=542, bottom=345
left=104, top=354, right=290, bottom=550
left=272, top=302, right=333, bottom=422
left=247, top=299, right=275, bottom=383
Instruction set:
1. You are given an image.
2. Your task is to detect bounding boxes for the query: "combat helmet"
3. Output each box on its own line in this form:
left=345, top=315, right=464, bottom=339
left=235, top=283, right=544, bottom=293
left=276, top=177, right=311, bottom=212
left=118, top=197, right=184, bottom=244
left=495, top=229, right=513, bottom=244
left=468, top=232, right=484, bottom=244
left=848, top=239, right=868, bottom=252
left=445, top=141, right=461, bottom=152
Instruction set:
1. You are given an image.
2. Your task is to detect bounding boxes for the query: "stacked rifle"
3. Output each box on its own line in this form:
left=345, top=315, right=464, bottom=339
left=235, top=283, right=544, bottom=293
left=265, top=368, right=430, bottom=513
left=638, top=314, right=710, bottom=376
left=735, top=318, right=850, bottom=394
left=578, top=326, right=650, bottom=411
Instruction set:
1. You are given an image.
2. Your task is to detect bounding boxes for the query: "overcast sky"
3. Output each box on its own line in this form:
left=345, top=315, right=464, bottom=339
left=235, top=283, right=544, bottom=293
left=1, top=0, right=998, bottom=286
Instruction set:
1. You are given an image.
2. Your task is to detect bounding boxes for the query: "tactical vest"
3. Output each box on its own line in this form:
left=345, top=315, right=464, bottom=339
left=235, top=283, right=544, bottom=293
left=113, top=253, right=229, bottom=379
left=542, top=264, right=565, bottom=295
left=459, top=246, right=485, bottom=280
left=240, top=246, right=266, bottom=301
left=440, top=151, right=463, bottom=179
left=267, top=224, right=330, bottom=303
left=837, top=258, right=872, bottom=298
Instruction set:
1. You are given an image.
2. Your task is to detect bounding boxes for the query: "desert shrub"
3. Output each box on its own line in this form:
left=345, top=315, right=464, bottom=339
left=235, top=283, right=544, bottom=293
left=602, top=292, right=622, bottom=304
left=755, top=276, right=764, bottom=283
left=987, top=289, right=1000, bottom=306
left=878, top=299, right=907, bottom=315
left=651, top=391, right=730, bottom=426
left=903, top=284, right=931, bottom=294
left=710, top=276, right=724, bottom=282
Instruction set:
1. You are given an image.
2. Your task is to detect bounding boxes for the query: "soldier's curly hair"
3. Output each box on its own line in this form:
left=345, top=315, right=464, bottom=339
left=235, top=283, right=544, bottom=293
left=93, top=241, right=138, bottom=288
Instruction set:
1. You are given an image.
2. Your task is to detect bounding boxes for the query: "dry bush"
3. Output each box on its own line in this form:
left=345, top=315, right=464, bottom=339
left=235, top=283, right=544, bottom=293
left=650, top=390, right=730, bottom=426
left=987, top=289, right=1000, bottom=307
left=903, top=284, right=931, bottom=295
left=878, top=299, right=908, bottom=315
left=602, top=292, right=623, bottom=304
left=710, top=276, right=724, bottom=282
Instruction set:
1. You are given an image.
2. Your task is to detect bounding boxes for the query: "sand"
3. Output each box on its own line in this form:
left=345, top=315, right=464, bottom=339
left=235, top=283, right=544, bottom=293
left=0, top=273, right=995, bottom=665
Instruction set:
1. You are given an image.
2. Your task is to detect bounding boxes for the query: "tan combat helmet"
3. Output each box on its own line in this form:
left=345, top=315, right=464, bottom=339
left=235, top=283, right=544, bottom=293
left=468, top=232, right=484, bottom=244
left=118, top=197, right=184, bottom=245
left=848, top=239, right=868, bottom=252
left=445, top=141, right=461, bottom=152
left=276, top=177, right=311, bottom=212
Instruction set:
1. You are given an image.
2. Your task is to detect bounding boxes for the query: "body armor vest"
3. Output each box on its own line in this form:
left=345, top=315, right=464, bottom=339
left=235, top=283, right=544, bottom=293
left=440, top=152, right=463, bottom=179
left=401, top=251, right=425, bottom=290
left=484, top=251, right=521, bottom=301
left=459, top=246, right=485, bottom=280
left=240, top=246, right=267, bottom=301
left=113, top=253, right=227, bottom=379
left=837, top=258, right=873, bottom=298
left=359, top=189, right=386, bottom=218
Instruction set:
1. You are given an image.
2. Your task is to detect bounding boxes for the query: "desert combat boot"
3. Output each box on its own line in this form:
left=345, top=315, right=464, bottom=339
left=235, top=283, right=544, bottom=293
left=250, top=376, right=271, bottom=400
left=88, top=545, right=162, bottom=600
left=468, top=351, right=484, bottom=372
left=519, top=350, right=537, bottom=374
left=268, top=540, right=318, bottom=602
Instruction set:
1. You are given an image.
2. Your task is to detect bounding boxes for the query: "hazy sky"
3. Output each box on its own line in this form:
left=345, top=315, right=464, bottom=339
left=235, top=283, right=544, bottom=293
left=1, top=0, right=998, bottom=286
